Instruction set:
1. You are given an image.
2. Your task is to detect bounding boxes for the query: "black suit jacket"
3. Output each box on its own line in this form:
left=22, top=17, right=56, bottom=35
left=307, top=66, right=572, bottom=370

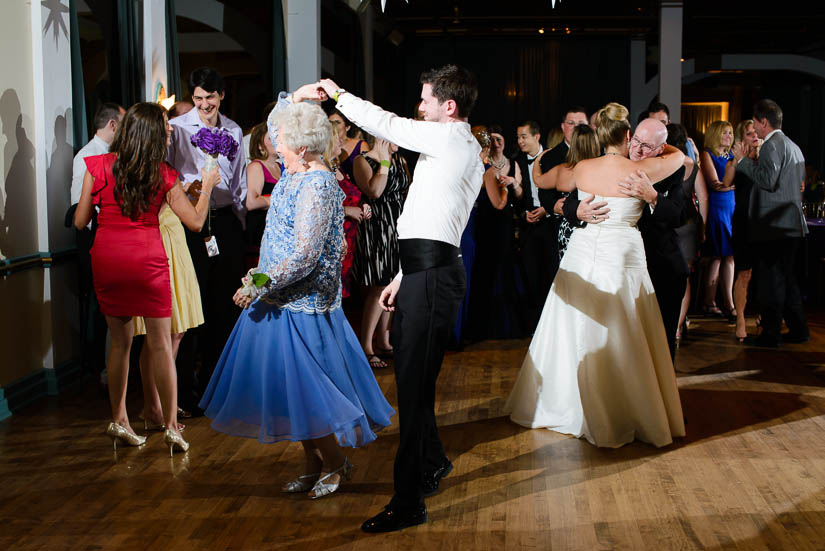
left=512, top=152, right=540, bottom=218
left=563, top=166, right=689, bottom=278
left=537, top=142, right=569, bottom=211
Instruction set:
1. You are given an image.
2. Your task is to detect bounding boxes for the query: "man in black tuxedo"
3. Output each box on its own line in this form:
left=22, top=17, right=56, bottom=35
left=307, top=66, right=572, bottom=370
left=732, top=99, right=809, bottom=347
left=563, top=118, right=687, bottom=358
left=513, top=121, right=554, bottom=330
left=536, top=107, right=589, bottom=230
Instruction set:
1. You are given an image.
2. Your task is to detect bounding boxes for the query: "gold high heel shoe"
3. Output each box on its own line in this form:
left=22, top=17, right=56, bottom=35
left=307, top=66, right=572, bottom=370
left=282, top=472, right=321, bottom=493
left=163, top=429, right=189, bottom=456
left=105, top=422, right=147, bottom=450
left=308, top=459, right=353, bottom=499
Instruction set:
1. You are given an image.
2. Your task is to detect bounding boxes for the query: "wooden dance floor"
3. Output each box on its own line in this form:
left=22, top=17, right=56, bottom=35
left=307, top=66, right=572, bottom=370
left=2, top=312, right=825, bottom=550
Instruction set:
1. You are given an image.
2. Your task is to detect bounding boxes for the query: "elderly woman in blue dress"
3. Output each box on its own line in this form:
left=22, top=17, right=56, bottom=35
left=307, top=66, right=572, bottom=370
left=199, top=84, right=394, bottom=499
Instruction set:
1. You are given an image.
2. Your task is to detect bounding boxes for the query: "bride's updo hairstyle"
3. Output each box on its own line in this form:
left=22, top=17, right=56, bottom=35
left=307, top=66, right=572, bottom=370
left=595, top=102, right=630, bottom=149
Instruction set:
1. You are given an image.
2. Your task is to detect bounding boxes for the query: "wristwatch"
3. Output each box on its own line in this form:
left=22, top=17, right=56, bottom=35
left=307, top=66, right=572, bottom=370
left=333, top=89, right=347, bottom=102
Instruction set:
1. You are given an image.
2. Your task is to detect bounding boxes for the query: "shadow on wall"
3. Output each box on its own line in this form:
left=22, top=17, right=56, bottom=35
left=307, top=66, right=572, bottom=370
left=0, top=88, right=37, bottom=259
left=47, top=108, right=74, bottom=252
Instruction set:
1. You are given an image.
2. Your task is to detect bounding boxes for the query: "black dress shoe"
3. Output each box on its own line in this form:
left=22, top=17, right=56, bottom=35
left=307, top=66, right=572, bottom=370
left=782, top=332, right=810, bottom=344
left=422, top=460, right=453, bottom=497
left=361, top=505, right=428, bottom=533
left=743, top=335, right=779, bottom=348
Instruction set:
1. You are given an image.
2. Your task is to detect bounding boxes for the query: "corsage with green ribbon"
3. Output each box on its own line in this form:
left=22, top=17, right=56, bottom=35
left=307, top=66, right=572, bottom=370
left=240, top=268, right=271, bottom=299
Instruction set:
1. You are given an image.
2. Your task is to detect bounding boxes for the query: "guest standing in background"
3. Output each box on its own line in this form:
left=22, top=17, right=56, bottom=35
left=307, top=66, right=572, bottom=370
left=352, top=138, right=411, bottom=369
left=700, top=120, right=737, bottom=318
left=467, top=124, right=526, bottom=340
left=666, top=123, right=707, bottom=343
left=328, top=124, right=371, bottom=299
left=166, top=67, right=247, bottom=413
left=245, top=122, right=281, bottom=253
left=70, top=102, right=125, bottom=380
left=731, top=120, right=760, bottom=342
left=329, top=109, right=371, bottom=182
left=74, top=102, right=219, bottom=454
left=733, top=99, right=809, bottom=347
left=453, top=126, right=490, bottom=344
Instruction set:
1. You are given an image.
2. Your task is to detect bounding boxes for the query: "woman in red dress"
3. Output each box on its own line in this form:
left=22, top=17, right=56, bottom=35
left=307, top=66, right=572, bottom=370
left=74, top=102, right=219, bottom=454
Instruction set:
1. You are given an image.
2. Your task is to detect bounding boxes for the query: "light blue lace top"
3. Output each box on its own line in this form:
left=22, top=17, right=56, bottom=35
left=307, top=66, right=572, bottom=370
left=257, top=93, right=345, bottom=314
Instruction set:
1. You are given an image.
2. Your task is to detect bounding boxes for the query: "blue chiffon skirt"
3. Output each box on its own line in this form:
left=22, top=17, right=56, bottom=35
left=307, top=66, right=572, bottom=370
left=199, top=301, right=395, bottom=447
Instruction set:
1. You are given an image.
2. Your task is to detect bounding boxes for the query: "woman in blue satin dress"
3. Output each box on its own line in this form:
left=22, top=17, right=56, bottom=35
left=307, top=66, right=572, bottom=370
left=199, top=85, right=394, bottom=500
left=700, top=120, right=736, bottom=317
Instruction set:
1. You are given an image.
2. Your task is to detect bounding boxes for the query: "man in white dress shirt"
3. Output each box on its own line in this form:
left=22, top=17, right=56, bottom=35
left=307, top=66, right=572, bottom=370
left=319, top=65, right=482, bottom=533
left=70, top=102, right=124, bottom=378
left=70, top=103, right=125, bottom=211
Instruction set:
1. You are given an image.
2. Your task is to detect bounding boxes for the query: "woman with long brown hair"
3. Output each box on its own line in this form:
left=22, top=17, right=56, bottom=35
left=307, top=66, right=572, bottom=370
left=74, top=102, right=219, bottom=454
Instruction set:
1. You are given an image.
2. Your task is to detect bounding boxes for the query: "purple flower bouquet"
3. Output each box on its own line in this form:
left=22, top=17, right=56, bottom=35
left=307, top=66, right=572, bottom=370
left=190, top=127, right=239, bottom=171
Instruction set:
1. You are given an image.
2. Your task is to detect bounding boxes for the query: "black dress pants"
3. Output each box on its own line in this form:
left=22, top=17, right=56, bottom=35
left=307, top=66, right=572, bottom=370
left=390, top=241, right=465, bottom=510
left=648, top=265, right=688, bottom=360
left=519, top=218, right=558, bottom=330
left=754, top=237, right=808, bottom=344
left=184, top=207, right=245, bottom=401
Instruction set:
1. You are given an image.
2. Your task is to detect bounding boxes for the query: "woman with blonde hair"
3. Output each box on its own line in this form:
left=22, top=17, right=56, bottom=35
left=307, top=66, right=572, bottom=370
left=731, top=119, right=761, bottom=341
left=507, top=102, right=686, bottom=448
left=700, top=120, right=736, bottom=317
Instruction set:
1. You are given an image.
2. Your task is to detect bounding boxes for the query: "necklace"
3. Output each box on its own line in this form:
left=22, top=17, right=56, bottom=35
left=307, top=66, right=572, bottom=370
left=605, top=151, right=621, bottom=156
left=490, top=155, right=506, bottom=170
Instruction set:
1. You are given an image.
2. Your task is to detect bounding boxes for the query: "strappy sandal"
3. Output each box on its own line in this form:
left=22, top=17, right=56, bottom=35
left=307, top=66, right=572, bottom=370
left=308, top=459, right=353, bottom=499
left=367, top=354, right=387, bottom=369
left=282, top=473, right=321, bottom=493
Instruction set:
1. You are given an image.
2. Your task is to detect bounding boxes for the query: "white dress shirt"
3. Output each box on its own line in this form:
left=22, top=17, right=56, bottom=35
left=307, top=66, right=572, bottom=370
left=167, top=107, right=247, bottom=223
left=71, top=135, right=110, bottom=229
left=336, top=93, right=483, bottom=257
left=525, top=146, right=543, bottom=209
left=71, top=134, right=109, bottom=205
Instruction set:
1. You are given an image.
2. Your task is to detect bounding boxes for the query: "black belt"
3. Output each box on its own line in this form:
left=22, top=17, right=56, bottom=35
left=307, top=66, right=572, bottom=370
left=209, top=205, right=234, bottom=215
left=399, top=238, right=461, bottom=275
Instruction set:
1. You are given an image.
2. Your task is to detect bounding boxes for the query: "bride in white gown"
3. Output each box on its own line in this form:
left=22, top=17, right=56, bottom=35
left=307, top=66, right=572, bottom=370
left=506, top=103, right=686, bottom=448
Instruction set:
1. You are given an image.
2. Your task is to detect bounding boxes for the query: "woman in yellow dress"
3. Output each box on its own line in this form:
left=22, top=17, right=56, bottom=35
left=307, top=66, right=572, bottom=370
left=134, top=201, right=204, bottom=430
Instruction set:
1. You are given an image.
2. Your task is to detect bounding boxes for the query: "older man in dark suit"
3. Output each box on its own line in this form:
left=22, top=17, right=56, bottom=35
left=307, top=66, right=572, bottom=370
left=732, top=99, right=809, bottom=347
left=563, top=118, right=687, bottom=358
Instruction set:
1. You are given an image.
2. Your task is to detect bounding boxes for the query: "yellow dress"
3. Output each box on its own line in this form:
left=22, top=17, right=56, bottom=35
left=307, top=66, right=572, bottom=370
left=134, top=205, right=204, bottom=335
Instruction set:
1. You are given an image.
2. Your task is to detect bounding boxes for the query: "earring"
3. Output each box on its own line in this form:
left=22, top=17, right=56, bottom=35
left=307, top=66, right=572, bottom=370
left=299, top=149, right=309, bottom=168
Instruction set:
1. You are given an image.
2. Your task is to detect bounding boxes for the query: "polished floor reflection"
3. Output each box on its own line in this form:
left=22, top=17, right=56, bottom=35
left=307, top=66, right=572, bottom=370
left=2, top=312, right=825, bottom=550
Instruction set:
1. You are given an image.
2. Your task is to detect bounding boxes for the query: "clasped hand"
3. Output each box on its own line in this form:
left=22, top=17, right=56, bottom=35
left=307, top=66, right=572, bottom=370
left=617, top=169, right=657, bottom=204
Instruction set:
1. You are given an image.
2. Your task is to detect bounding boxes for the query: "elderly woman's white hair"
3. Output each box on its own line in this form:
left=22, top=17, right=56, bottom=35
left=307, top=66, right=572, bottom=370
left=270, top=101, right=332, bottom=155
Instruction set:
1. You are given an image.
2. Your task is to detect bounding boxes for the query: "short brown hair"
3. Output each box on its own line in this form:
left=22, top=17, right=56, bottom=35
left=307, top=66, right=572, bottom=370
left=420, top=64, right=478, bottom=118
left=753, top=99, right=783, bottom=129
left=248, top=123, right=269, bottom=162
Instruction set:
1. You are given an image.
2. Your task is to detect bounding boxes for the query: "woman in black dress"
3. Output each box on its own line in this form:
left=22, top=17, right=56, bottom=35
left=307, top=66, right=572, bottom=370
left=352, top=139, right=411, bottom=367
left=731, top=120, right=761, bottom=341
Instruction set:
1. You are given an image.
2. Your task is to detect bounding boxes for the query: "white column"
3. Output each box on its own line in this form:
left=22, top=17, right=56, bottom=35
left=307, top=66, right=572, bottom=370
left=659, top=1, right=683, bottom=123
left=286, top=0, right=321, bottom=91
left=630, top=39, right=647, bottom=126
left=143, top=0, right=168, bottom=103
left=29, top=0, right=74, bottom=371
left=360, top=6, right=374, bottom=101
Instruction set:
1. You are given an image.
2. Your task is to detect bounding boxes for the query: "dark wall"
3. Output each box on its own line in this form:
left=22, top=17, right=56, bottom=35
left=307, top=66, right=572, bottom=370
left=375, top=36, right=631, bottom=153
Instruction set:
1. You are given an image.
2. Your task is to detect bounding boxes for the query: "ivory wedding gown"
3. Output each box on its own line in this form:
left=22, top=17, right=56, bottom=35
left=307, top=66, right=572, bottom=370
left=505, top=192, right=685, bottom=448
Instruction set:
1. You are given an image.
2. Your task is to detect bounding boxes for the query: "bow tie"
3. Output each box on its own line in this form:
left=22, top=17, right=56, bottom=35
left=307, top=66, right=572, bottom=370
left=526, top=156, right=537, bottom=165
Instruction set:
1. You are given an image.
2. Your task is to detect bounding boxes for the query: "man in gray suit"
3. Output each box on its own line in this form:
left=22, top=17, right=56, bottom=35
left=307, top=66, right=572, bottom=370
left=732, top=99, right=809, bottom=347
